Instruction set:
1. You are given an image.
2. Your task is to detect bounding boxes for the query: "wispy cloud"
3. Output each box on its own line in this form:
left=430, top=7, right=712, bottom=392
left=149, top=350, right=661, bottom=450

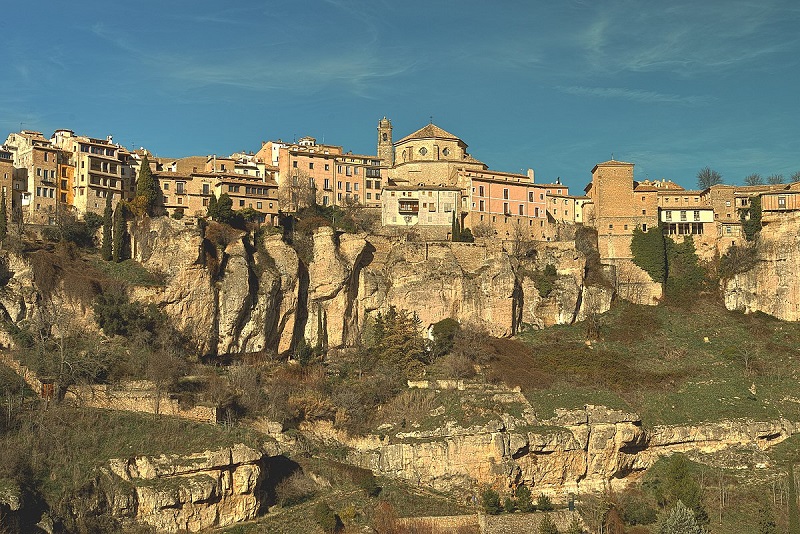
left=558, top=85, right=711, bottom=104
left=573, top=0, right=800, bottom=75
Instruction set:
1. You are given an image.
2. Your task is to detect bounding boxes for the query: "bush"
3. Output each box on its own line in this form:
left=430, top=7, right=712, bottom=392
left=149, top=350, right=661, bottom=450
left=313, top=502, right=339, bottom=533
left=274, top=471, right=317, bottom=507
left=515, top=485, right=534, bottom=512
left=718, top=243, right=758, bottom=279
left=430, top=318, right=460, bottom=359
left=482, top=487, right=502, bottom=515
left=537, top=493, right=554, bottom=511
left=504, top=497, right=517, bottom=513
left=538, top=514, right=560, bottom=534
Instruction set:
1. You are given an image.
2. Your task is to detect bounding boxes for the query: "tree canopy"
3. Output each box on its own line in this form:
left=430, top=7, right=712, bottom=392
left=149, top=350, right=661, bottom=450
left=696, top=167, right=723, bottom=189
left=744, top=173, right=763, bottom=186
left=133, top=154, right=159, bottom=216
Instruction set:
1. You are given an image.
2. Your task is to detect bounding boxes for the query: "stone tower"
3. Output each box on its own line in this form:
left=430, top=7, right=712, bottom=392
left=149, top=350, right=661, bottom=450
left=377, top=117, right=393, bottom=167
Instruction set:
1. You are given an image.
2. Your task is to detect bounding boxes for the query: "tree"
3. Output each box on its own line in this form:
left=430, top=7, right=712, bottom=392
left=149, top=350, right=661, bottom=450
left=696, top=167, right=723, bottom=189
left=538, top=513, right=560, bottom=534
left=482, top=487, right=502, bottom=515
left=0, top=190, right=7, bottom=241
left=101, top=193, right=113, bottom=261
left=789, top=464, right=800, bottom=534
left=206, top=193, right=218, bottom=219
left=741, top=196, right=762, bottom=242
left=744, top=173, right=763, bottom=186
left=215, top=193, right=236, bottom=224
left=133, top=154, right=159, bottom=216
left=792, top=171, right=800, bottom=183
left=767, top=173, right=785, bottom=185
left=757, top=503, right=777, bottom=534
left=538, top=493, right=554, bottom=511
left=112, top=201, right=126, bottom=262
left=515, top=485, right=534, bottom=512
left=451, top=211, right=461, bottom=242
left=658, top=500, right=705, bottom=534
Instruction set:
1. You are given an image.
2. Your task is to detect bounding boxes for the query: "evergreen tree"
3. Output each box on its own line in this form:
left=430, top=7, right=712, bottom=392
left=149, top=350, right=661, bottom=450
left=0, top=190, right=7, bottom=241
left=481, top=487, right=502, bottom=515
left=215, top=193, right=235, bottom=224
left=757, top=503, right=777, bottom=534
left=741, top=196, right=762, bottom=241
left=451, top=211, right=461, bottom=242
left=134, top=154, right=158, bottom=216
left=206, top=193, right=218, bottom=219
left=515, top=485, right=534, bottom=513
left=112, top=201, right=126, bottom=263
left=538, top=514, right=560, bottom=534
left=658, top=500, right=705, bottom=534
left=101, top=193, right=113, bottom=261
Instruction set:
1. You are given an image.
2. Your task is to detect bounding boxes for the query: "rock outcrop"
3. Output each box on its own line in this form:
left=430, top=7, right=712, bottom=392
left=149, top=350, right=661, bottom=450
left=125, top=220, right=613, bottom=357
left=87, top=444, right=266, bottom=533
left=339, top=398, right=797, bottom=499
left=724, top=213, right=800, bottom=320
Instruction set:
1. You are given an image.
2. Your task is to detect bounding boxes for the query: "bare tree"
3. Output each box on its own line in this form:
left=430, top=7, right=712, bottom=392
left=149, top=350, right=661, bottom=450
left=744, top=173, right=763, bottom=186
left=279, top=169, right=317, bottom=213
left=791, top=171, right=800, bottom=183
left=697, top=167, right=723, bottom=189
left=767, top=173, right=785, bottom=185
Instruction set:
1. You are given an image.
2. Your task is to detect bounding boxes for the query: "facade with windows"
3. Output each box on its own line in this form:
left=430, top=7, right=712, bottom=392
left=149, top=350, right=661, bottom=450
left=381, top=185, right=460, bottom=229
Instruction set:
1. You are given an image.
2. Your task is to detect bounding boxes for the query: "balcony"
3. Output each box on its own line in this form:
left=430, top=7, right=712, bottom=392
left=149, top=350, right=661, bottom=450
left=398, top=201, right=419, bottom=214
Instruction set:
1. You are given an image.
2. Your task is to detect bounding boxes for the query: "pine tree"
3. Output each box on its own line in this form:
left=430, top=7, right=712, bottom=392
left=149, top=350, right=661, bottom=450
left=101, top=193, right=113, bottom=261
left=112, top=201, right=126, bottom=262
left=0, top=190, right=7, bottom=241
left=565, top=516, right=583, bottom=534
left=538, top=513, right=560, bottom=534
left=451, top=211, right=461, bottom=242
left=658, top=500, right=704, bottom=534
left=134, top=154, right=158, bottom=216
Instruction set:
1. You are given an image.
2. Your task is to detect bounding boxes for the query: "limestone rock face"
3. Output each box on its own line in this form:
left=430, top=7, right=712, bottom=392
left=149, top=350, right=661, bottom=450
left=345, top=401, right=796, bottom=498
left=98, top=444, right=265, bottom=533
left=724, top=214, right=800, bottom=320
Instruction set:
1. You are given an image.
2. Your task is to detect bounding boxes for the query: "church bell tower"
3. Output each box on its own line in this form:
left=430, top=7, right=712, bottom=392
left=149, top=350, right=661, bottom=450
left=377, top=117, right=393, bottom=167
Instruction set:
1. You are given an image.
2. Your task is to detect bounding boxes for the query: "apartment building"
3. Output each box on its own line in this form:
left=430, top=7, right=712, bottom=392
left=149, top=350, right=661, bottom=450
left=381, top=185, right=460, bottom=229
left=0, top=147, right=13, bottom=215
left=50, top=130, right=130, bottom=216
left=3, top=131, right=61, bottom=224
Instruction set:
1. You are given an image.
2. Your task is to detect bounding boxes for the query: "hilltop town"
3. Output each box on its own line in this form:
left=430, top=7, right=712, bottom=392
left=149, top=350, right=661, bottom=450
left=3, top=118, right=798, bottom=268
left=2, top=119, right=800, bottom=534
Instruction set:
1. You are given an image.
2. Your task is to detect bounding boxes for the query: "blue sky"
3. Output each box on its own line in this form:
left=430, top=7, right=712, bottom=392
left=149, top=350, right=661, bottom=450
left=2, top=0, right=799, bottom=193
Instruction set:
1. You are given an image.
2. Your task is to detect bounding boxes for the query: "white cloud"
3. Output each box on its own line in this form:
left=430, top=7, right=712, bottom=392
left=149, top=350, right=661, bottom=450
left=558, top=85, right=711, bottom=104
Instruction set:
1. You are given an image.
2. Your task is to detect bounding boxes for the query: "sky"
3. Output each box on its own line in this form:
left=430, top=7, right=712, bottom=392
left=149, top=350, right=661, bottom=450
left=1, top=0, right=799, bottom=193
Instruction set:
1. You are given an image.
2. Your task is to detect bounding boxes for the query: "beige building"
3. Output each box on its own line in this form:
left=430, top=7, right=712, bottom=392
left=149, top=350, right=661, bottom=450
left=3, top=131, right=61, bottom=224
left=381, top=185, right=460, bottom=229
left=50, top=130, right=131, bottom=217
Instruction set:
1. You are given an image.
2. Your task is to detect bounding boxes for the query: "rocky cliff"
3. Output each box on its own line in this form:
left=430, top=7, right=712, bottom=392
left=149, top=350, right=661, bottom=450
left=724, top=213, right=800, bottom=320
left=127, top=218, right=613, bottom=357
left=333, top=396, right=797, bottom=499
left=80, top=444, right=266, bottom=533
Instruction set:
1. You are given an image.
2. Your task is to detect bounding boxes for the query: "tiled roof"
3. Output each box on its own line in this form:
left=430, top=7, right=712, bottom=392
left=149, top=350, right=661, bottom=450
left=396, top=123, right=462, bottom=144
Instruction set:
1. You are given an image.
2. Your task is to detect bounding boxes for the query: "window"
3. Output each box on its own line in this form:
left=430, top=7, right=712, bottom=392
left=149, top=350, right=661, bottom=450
left=337, top=181, right=342, bottom=190
left=503, top=202, right=509, bottom=214
left=164, top=182, right=170, bottom=190
left=324, top=179, right=330, bottom=189
left=346, top=166, right=352, bottom=176
left=354, top=183, right=359, bottom=191
left=725, top=201, right=731, bottom=207
left=202, top=184, right=210, bottom=195
left=529, top=192, right=534, bottom=202
left=376, top=194, right=380, bottom=200
left=375, top=180, right=381, bottom=189
left=642, top=209, right=646, bottom=215
left=366, top=192, right=372, bottom=200
left=203, top=198, right=209, bottom=206
left=346, top=183, right=352, bottom=192
left=479, top=200, right=485, bottom=211
left=779, top=196, right=787, bottom=208
left=177, top=197, right=183, bottom=205
left=324, top=164, right=329, bottom=171
left=309, top=162, right=314, bottom=169
left=680, top=211, right=687, bottom=221
left=518, top=204, right=524, bottom=215
left=292, top=161, right=297, bottom=168
left=540, top=193, right=544, bottom=200
left=534, top=207, right=539, bottom=217
left=479, top=186, right=485, bottom=196
left=163, top=196, right=169, bottom=203
left=642, top=223, right=647, bottom=232
left=642, top=196, right=645, bottom=201
left=257, top=202, right=262, bottom=209
left=239, top=200, right=245, bottom=207
left=354, top=167, right=359, bottom=175
left=337, top=165, right=342, bottom=173
left=503, top=188, right=509, bottom=199
left=666, top=211, right=672, bottom=221
left=693, top=210, right=700, bottom=220
left=366, top=180, right=372, bottom=189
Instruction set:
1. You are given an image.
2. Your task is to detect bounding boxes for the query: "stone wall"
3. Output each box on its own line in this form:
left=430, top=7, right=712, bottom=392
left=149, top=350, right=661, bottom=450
left=64, top=382, right=218, bottom=424
left=395, top=511, right=581, bottom=534
left=0, top=353, right=44, bottom=395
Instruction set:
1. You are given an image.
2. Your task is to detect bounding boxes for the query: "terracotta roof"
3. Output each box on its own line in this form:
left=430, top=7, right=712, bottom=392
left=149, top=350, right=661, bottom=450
left=396, top=123, right=462, bottom=145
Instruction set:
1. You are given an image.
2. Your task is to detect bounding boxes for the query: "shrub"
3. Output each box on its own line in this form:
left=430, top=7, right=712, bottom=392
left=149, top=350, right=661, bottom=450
left=532, top=264, right=558, bottom=297
left=515, top=485, right=534, bottom=512
left=482, top=487, right=502, bottom=515
left=274, top=471, right=317, bottom=507
left=718, top=243, right=758, bottom=279
left=430, top=318, right=460, bottom=359
left=313, top=502, right=339, bottom=533
left=504, top=497, right=516, bottom=513
left=538, top=514, right=560, bottom=534
left=741, top=196, right=762, bottom=241
left=537, top=493, right=554, bottom=511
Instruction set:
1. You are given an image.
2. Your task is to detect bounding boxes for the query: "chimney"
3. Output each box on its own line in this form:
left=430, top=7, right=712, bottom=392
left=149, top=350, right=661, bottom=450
left=527, top=168, right=535, bottom=182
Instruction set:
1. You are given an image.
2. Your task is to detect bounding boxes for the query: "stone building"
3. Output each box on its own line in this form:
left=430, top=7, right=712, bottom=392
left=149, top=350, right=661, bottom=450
left=381, top=184, right=460, bottom=237
left=3, top=131, right=61, bottom=224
